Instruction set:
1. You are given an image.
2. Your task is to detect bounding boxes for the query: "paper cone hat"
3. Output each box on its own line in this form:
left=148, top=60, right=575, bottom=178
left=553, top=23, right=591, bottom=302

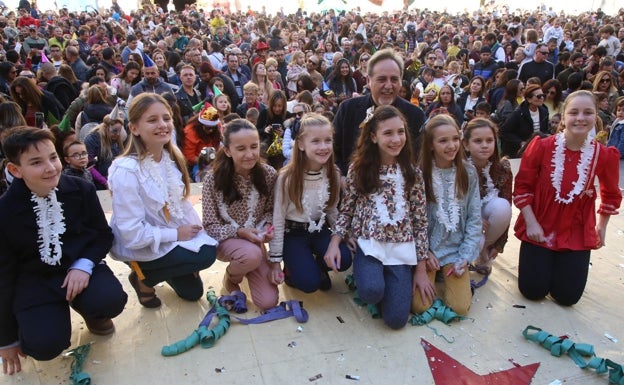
left=58, top=115, right=71, bottom=132
left=41, top=51, right=50, bottom=63
left=213, top=85, right=223, bottom=98
left=142, top=51, right=155, bottom=68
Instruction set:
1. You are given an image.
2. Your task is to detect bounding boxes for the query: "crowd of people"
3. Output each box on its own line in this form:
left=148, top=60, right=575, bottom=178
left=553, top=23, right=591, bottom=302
left=0, top=0, right=623, bottom=376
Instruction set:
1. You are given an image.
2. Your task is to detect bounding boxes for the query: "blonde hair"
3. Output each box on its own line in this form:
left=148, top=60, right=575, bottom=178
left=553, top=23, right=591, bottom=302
left=124, top=93, right=191, bottom=197
left=279, top=113, right=339, bottom=212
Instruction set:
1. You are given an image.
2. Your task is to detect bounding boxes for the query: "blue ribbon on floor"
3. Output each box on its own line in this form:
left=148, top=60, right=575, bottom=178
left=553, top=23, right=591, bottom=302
left=161, top=290, right=308, bottom=356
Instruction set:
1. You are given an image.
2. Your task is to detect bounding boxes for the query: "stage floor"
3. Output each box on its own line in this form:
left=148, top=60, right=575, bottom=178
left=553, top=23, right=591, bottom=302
left=4, top=160, right=624, bottom=385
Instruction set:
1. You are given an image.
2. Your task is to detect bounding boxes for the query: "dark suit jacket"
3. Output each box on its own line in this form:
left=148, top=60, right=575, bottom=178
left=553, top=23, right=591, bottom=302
left=0, top=175, right=113, bottom=345
left=333, top=95, right=426, bottom=175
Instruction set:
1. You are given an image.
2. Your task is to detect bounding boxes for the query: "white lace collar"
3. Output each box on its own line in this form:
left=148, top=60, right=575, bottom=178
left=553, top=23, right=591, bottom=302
left=31, top=189, right=66, bottom=266
left=142, top=152, right=185, bottom=221
left=218, top=177, right=259, bottom=229
left=372, top=164, right=407, bottom=226
left=301, top=170, right=330, bottom=232
left=468, top=158, right=499, bottom=205
left=550, top=132, right=595, bottom=205
left=432, top=163, right=461, bottom=232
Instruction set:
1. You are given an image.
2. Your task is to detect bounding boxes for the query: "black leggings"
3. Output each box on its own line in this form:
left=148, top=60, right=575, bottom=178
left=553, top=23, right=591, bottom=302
left=518, top=241, right=591, bottom=306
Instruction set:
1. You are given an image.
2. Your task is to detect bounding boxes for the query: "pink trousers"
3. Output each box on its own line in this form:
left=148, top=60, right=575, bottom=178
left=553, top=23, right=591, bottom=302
left=217, top=238, right=279, bottom=310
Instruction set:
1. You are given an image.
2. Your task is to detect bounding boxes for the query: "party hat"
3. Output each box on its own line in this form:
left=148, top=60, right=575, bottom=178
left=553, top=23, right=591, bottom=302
left=142, top=51, right=155, bottom=67
left=72, top=32, right=78, bottom=40
left=193, top=100, right=205, bottom=113
left=213, top=85, right=223, bottom=97
left=109, top=102, right=123, bottom=121
left=58, top=115, right=71, bottom=132
left=41, top=51, right=50, bottom=63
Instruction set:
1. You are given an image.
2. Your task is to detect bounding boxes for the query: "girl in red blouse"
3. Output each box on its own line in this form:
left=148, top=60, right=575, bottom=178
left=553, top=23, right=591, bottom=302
left=513, top=90, right=622, bottom=305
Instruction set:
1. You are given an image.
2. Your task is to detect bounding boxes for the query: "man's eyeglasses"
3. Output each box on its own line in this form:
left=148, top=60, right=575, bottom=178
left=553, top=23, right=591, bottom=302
left=68, top=152, right=88, bottom=159
left=538, top=51, right=549, bottom=54
left=427, top=56, right=436, bottom=60
left=433, top=66, right=444, bottom=69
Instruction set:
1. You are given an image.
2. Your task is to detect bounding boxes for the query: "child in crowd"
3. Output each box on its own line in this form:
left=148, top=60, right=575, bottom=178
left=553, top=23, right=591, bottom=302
left=109, top=94, right=217, bottom=308
left=63, top=140, right=102, bottom=187
left=214, top=93, right=231, bottom=122
left=474, top=101, right=491, bottom=119
left=270, top=113, right=352, bottom=292
left=0, top=127, right=127, bottom=375
left=514, top=90, right=621, bottom=305
left=412, top=115, right=482, bottom=316
left=202, top=118, right=280, bottom=310
left=286, top=52, right=307, bottom=99
left=463, top=118, right=513, bottom=275
left=246, top=107, right=259, bottom=126
left=325, top=106, right=428, bottom=329
left=607, top=96, right=624, bottom=157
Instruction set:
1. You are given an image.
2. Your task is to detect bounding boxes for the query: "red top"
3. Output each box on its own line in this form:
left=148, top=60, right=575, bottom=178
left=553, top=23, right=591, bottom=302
left=513, top=135, right=621, bottom=251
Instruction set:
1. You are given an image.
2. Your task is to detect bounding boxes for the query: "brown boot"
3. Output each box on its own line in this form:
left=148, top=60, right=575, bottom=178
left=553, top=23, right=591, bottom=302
left=84, top=318, right=115, bottom=336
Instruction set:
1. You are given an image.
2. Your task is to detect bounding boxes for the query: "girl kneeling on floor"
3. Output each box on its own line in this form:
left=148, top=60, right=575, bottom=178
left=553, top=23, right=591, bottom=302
left=269, top=113, right=352, bottom=292
left=202, top=118, right=280, bottom=310
left=412, top=114, right=482, bottom=316
left=325, top=105, right=428, bottom=329
left=109, top=93, right=218, bottom=309
left=463, top=118, right=513, bottom=275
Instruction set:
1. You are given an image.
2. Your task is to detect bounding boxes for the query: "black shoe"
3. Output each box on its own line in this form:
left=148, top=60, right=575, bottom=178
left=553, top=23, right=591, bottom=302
left=319, top=269, right=332, bottom=291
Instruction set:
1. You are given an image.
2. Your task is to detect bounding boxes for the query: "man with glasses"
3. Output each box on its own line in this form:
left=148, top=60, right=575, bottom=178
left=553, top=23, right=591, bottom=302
left=333, top=49, right=425, bottom=176
left=306, top=55, right=323, bottom=90
left=518, top=43, right=555, bottom=84
left=48, top=44, right=63, bottom=72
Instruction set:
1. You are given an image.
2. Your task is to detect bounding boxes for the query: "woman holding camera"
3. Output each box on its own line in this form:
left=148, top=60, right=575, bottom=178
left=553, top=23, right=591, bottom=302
left=256, top=90, right=291, bottom=170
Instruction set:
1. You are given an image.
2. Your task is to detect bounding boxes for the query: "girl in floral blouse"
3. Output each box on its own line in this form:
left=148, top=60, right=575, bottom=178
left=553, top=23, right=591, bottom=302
left=202, top=119, right=279, bottom=310
left=324, top=106, right=428, bottom=329
left=412, top=115, right=482, bottom=316
left=269, top=113, right=352, bottom=293
left=462, top=118, right=513, bottom=275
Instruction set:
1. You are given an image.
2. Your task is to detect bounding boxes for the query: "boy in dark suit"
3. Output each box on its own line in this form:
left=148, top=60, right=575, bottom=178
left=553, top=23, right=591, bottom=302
left=0, top=127, right=127, bottom=375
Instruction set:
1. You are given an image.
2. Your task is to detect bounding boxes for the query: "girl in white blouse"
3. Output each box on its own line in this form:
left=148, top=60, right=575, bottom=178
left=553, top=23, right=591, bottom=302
left=109, top=93, right=217, bottom=308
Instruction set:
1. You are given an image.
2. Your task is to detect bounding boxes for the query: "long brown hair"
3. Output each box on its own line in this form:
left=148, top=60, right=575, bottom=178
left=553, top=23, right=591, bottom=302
left=212, top=118, right=269, bottom=204
left=124, top=93, right=191, bottom=198
left=419, top=114, right=468, bottom=202
left=279, top=113, right=339, bottom=212
left=351, top=105, right=416, bottom=195
left=10, top=77, right=43, bottom=110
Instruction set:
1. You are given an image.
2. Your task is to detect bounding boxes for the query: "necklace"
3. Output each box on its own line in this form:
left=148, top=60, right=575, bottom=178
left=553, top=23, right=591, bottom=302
left=550, top=132, right=594, bottom=205
left=143, top=153, right=185, bottom=221
left=301, top=171, right=330, bottom=232
left=371, top=165, right=407, bottom=226
left=31, top=189, right=66, bottom=266
left=432, top=163, right=461, bottom=232
left=218, top=178, right=258, bottom=229
left=469, top=158, right=499, bottom=205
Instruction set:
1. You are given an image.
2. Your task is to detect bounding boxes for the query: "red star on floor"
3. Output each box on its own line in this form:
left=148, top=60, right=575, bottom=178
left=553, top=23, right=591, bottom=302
left=421, top=339, right=540, bottom=385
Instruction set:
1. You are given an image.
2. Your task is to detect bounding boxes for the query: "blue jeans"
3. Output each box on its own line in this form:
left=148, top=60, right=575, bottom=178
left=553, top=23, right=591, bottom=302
left=283, top=226, right=352, bottom=293
left=353, top=249, right=413, bottom=329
